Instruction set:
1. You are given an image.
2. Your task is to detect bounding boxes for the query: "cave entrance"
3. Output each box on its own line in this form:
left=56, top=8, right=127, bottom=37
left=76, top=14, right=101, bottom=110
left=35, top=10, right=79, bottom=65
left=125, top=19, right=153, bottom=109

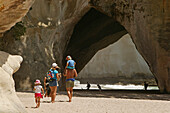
left=64, top=8, right=157, bottom=90
left=76, top=34, right=157, bottom=90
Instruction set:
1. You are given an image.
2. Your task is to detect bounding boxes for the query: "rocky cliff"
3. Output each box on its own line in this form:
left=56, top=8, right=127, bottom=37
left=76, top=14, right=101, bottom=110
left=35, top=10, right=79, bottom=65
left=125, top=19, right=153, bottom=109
left=89, top=0, right=170, bottom=92
left=0, top=0, right=34, bottom=34
left=0, top=51, right=26, bottom=113
left=1, top=0, right=90, bottom=91
left=0, top=0, right=169, bottom=93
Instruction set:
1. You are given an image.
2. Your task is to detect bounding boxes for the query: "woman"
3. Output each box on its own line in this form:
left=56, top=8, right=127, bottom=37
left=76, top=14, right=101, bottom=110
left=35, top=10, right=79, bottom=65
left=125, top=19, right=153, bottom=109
left=48, top=63, right=60, bottom=103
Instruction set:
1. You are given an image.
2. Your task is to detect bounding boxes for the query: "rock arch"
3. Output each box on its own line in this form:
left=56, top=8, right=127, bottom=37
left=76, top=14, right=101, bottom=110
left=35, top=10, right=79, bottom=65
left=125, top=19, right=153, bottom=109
left=0, top=0, right=169, bottom=93
left=63, top=0, right=170, bottom=92
left=63, top=8, right=127, bottom=72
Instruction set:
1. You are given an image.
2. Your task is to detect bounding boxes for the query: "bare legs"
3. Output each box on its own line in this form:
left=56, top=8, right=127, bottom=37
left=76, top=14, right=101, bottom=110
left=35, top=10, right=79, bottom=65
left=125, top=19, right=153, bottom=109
left=66, top=87, right=73, bottom=102
left=35, top=97, right=40, bottom=108
left=50, top=86, right=57, bottom=103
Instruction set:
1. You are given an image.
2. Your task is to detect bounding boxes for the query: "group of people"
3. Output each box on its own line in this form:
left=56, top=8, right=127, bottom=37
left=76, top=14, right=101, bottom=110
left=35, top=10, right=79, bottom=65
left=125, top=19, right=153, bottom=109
left=33, top=55, right=78, bottom=108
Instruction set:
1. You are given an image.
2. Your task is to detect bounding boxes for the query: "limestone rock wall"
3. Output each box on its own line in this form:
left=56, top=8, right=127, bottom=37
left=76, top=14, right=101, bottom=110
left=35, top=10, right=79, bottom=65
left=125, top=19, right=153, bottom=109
left=78, top=34, right=155, bottom=84
left=0, top=51, right=26, bottom=113
left=1, top=0, right=90, bottom=90
left=0, top=0, right=169, bottom=93
left=90, top=0, right=170, bottom=92
left=0, top=0, right=34, bottom=34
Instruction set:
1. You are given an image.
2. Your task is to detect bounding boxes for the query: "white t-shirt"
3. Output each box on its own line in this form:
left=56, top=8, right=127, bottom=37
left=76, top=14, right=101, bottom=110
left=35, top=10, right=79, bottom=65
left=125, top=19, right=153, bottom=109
left=34, top=85, right=42, bottom=93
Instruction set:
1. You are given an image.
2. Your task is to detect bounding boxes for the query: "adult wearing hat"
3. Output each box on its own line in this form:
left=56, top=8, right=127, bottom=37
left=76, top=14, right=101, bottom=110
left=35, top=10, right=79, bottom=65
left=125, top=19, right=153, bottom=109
left=64, top=55, right=77, bottom=102
left=48, top=63, right=60, bottom=103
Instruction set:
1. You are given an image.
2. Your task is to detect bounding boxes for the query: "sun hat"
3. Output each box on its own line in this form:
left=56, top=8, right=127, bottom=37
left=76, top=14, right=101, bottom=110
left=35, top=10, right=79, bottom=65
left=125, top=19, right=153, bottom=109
left=34, top=79, right=41, bottom=84
left=66, top=55, right=72, bottom=60
left=52, top=63, right=60, bottom=68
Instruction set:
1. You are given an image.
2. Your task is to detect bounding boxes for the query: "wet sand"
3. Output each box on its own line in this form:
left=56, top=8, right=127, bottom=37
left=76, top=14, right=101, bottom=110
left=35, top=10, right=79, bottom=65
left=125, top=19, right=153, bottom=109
left=17, top=90, right=170, bottom=113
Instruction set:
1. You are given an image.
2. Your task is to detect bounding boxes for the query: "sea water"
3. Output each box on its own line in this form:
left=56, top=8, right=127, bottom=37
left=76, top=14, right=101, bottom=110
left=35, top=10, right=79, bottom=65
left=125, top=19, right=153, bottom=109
left=73, top=80, right=159, bottom=90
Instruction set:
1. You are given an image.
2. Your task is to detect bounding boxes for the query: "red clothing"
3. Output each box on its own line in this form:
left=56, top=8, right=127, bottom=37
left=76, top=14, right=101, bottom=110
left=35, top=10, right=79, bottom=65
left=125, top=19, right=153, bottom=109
left=35, top=93, right=42, bottom=98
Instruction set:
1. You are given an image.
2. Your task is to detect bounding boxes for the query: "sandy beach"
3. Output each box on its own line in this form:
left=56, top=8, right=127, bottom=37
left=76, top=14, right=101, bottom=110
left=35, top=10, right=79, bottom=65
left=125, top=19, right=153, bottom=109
left=17, top=90, right=170, bottom=113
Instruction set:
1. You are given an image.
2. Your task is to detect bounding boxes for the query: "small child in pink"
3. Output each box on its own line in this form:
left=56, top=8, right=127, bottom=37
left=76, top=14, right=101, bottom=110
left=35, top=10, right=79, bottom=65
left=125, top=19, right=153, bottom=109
left=33, top=79, right=44, bottom=108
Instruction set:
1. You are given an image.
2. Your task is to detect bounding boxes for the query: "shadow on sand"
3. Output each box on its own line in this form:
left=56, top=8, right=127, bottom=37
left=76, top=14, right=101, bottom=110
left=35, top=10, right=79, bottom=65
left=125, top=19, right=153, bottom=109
left=71, top=89, right=170, bottom=101
left=41, top=100, right=68, bottom=103
left=17, top=89, right=170, bottom=102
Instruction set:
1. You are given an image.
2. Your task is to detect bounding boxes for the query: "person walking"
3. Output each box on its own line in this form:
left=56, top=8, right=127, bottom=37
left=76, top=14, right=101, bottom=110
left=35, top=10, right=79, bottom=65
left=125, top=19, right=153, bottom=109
left=86, top=82, right=91, bottom=90
left=33, top=79, right=44, bottom=108
left=64, top=68, right=78, bottom=102
left=44, top=76, right=50, bottom=97
left=144, top=81, right=148, bottom=91
left=97, top=84, right=102, bottom=91
left=47, top=63, right=60, bottom=103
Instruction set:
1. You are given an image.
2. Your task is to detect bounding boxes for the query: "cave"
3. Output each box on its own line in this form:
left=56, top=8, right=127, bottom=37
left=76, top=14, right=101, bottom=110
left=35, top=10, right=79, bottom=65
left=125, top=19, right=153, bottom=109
left=63, top=8, right=127, bottom=72
left=63, top=8, right=156, bottom=87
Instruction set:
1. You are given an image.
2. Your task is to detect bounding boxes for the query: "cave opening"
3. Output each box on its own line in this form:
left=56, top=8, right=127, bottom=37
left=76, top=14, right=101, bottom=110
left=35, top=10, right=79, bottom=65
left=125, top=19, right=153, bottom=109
left=63, top=8, right=157, bottom=90
left=63, top=8, right=127, bottom=72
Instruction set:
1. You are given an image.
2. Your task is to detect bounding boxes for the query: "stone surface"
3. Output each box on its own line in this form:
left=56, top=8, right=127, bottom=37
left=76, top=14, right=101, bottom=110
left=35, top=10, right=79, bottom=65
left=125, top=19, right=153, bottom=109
left=0, top=0, right=34, bottom=33
left=0, top=51, right=26, bottom=113
left=89, top=0, right=170, bottom=92
left=78, top=34, right=155, bottom=85
left=0, top=0, right=90, bottom=91
left=0, top=0, right=169, bottom=93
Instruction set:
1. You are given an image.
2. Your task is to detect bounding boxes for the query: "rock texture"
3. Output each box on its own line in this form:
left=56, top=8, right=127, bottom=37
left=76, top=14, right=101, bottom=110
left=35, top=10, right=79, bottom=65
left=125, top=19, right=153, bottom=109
left=1, top=0, right=90, bottom=91
left=0, top=51, right=26, bottom=113
left=89, top=0, right=170, bottom=92
left=0, top=0, right=169, bottom=93
left=78, top=34, right=155, bottom=85
left=0, top=0, right=34, bottom=34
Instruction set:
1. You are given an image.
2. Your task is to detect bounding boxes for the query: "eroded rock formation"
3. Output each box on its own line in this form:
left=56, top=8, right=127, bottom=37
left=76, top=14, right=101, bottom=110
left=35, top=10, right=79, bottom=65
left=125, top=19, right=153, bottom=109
left=0, top=51, right=26, bottom=113
left=78, top=34, right=155, bottom=85
left=1, top=0, right=91, bottom=91
left=0, top=0, right=169, bottom=93
left=0, top=0, right=34, bottom=34
left=88, top=0, right=170, bottom=92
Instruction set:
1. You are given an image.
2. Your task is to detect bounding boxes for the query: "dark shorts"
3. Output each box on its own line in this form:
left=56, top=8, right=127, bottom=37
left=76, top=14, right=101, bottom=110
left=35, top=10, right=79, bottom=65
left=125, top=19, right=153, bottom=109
left=49, top=80, right=57, bottom=86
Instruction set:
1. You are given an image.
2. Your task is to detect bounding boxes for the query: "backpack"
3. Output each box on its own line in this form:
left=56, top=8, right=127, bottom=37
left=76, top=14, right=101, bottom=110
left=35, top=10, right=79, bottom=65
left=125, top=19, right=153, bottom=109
left=47, top=69, right=54, bottom=80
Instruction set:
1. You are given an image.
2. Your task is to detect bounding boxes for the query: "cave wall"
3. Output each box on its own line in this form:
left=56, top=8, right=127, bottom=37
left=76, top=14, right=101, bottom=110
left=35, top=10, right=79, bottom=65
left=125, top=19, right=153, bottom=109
left=0, top=0, right=34, bottom=34
left=89, top=0, right=170, bottom=92
left=0, top=0, right=34, bottom=112
left=1, top=0, right=90, bottom=91
left=0, top=0, right=169, bottom=93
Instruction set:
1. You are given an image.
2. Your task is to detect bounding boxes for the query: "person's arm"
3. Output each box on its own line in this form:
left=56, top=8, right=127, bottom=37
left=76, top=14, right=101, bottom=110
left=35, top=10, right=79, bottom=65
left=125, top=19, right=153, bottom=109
left=58, top=73, right=61, bottom=78
left=44, top=77, right=46, bottom=90
left=65, top=62, right=69, bottom=69
left=33, top=86, right=36, bottom=91
left=74, top=69, right=78, bottom=77
left=57, top=73, right=61, bottom=80
left=63, top=70, right=67, bottom=77
left=56, top=73, right=60, bottom=80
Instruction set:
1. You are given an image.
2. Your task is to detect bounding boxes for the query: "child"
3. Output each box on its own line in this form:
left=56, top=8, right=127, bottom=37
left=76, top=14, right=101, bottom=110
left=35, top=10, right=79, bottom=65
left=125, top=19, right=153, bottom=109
left=44, top=76, right=51, bottom=97
left=65, top=55, right=76, bottom=69
left=33, top=79, right=44, bottom=108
